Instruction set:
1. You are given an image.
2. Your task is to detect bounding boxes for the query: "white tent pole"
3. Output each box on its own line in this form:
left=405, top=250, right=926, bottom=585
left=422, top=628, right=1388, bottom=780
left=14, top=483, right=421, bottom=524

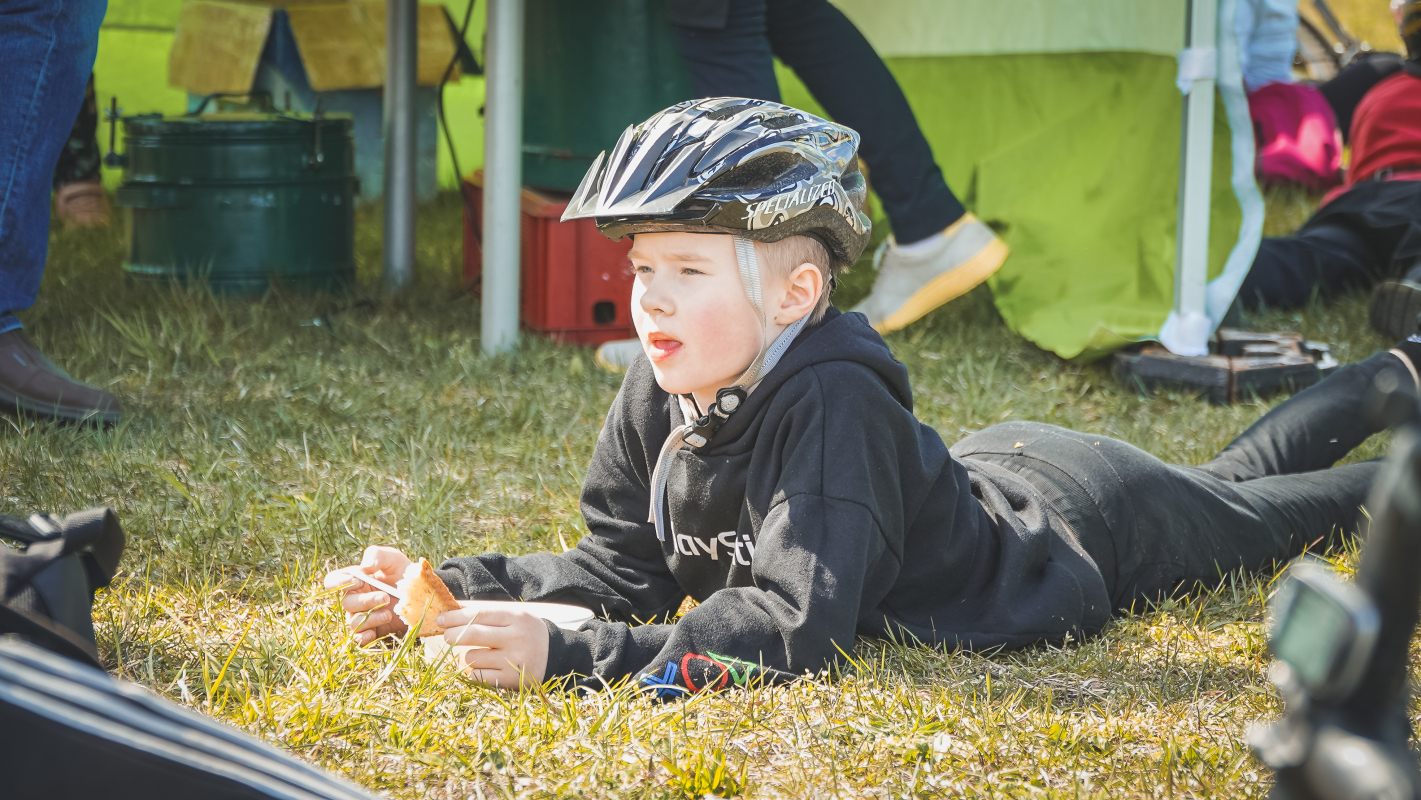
left=481, top=0, right=524, bottom=356
left=382, top=0, right=418, bottom=290
left=1205, top=0, right=1265, bottom=327
left=1167, top=0, right=1219, bottom=355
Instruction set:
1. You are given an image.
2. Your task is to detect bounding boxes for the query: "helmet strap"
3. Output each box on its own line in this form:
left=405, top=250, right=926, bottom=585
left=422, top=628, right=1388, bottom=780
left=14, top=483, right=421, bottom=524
left=726, top=235, right=813, bottom=391
left=733, top=236, right=765, bottom=324
left=673, top=236, right=808, bottom=443
left=673, top=237, right=810, bottom=450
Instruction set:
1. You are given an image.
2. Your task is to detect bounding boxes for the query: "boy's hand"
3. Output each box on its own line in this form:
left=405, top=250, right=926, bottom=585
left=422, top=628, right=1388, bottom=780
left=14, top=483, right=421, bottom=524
left=322, top=546, right=413, bottom=645
left=439, top=602, right=549, bottom=690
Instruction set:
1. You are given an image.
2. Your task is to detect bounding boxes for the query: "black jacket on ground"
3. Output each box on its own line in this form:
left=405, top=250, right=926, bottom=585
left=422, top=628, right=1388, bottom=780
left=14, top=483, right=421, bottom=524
left=437, top=309, right=1109, bottom=696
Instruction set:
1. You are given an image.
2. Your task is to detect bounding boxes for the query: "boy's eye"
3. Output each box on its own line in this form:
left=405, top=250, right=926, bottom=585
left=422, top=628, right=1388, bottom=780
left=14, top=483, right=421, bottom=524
left=680, top=267, right=703, bottom=276
left=633, top=264, right=653, bottom=274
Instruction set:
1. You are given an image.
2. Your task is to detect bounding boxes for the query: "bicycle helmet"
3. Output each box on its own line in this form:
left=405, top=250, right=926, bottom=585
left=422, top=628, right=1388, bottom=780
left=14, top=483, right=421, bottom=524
left=561, top=97, right=871, bottom=268
left=563, top=98, right=872, bottom=543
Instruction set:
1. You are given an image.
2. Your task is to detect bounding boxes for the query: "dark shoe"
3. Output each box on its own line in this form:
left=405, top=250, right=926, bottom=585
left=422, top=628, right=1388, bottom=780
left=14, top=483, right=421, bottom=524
left=1370, top=280, right=1421, bottom=341
left=0, top=330, right=121, bottom=424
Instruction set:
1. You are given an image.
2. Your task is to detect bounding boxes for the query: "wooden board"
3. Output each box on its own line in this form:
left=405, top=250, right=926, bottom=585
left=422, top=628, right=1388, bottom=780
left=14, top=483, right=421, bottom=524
left=169, top=0, right=459, bottom=95
left=168, top=1, right=273, bottom=95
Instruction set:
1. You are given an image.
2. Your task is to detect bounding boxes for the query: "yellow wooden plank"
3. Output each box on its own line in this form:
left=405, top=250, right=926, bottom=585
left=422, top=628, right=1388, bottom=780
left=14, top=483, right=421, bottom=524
left=416, top=2, right=459, bottom=85
left=168, top=0, right=273, bottom=94
left=286, top=1, right=456, bottom=91
left=286, top=3, right=384, bottom=91
left=170, top=0, right=458, bottom=94
left=350, top=0, right=460, bottom=86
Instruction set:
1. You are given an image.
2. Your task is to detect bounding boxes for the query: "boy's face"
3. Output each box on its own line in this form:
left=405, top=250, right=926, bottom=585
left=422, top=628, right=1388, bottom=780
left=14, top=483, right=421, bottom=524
left=628, top=232, right=767, bottom=404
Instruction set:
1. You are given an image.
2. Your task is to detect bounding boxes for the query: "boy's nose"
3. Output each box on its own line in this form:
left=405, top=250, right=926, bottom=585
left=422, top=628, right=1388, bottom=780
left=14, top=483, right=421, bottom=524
left=638, top=280, right=673, bottom=316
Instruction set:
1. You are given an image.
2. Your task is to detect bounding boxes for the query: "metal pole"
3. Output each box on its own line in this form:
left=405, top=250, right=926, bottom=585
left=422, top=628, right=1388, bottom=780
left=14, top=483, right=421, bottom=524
left=382, top=0, right=418, bottom=290
left=481, top=0, right=524, bottom=355
left=1168, top=0, right=1218, bottom=354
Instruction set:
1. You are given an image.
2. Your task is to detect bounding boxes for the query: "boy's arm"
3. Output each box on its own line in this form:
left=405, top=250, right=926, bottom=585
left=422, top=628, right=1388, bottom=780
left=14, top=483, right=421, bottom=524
left=541, top=492, right=886, bottom=695
left=436, top=363, right=687, bottom=623
left=434, top=535, right=685, bottom=624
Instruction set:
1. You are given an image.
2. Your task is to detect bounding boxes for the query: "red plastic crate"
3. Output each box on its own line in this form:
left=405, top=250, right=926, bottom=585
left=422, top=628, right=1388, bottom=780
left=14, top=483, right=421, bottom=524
left=463, top=175, right=636, bottom=346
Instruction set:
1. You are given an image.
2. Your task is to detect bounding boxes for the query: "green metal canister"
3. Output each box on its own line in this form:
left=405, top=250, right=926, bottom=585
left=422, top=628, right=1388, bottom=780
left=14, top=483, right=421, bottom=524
left=522, top=0, right=692, bottom=191
left=115, top=106, right=356, bottom=295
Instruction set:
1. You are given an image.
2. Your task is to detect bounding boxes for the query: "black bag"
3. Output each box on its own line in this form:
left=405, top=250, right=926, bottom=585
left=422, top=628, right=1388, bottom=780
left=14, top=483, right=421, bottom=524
left=0, top=507, right=125, bottom=667
left=0, top=638, right=380, bottom=800
left=0, top=507, right=381, bottom=799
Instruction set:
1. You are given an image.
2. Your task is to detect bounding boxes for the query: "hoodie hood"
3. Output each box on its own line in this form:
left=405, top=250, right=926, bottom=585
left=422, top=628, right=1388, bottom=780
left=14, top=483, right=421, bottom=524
left=688, top=307, right=913, bottom=448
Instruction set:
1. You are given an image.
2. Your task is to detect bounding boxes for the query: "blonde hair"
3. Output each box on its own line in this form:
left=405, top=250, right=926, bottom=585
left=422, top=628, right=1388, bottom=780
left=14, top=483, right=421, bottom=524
left=756, top=235, right=835, bottom=325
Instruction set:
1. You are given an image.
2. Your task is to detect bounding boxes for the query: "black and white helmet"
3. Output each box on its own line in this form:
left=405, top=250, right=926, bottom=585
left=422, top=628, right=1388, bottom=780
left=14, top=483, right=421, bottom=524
left=561, top=97, right=871, bottom=268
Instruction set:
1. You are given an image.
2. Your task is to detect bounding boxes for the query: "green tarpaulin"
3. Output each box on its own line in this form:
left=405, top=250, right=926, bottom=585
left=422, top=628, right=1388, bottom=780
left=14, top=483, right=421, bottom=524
left=834, top=0, right=1186, bottom=57
left=779, top=52, right=1240, bottom=361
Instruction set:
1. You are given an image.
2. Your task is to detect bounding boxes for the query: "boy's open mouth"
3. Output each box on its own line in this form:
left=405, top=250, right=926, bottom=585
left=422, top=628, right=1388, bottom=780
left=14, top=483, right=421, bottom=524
left=645, top=333, right=683, bottom=362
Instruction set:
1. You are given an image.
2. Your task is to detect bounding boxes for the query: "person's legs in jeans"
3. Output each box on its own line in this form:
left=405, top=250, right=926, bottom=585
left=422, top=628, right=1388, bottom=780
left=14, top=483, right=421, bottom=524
left=0, top=0, right=121, bottom=423
left=666, top=0, right=1008, bottom=336
left=761, top=0, right=961, bottom=244
left=0, top=0, right=106, bottom=331
left=763, top=0, right=1008, bottom=331
left=670, top=0, right=963, bottom=238
left=1237, top=179, right=1421, bottom=336
left=669, top=0, right=781, bottom=103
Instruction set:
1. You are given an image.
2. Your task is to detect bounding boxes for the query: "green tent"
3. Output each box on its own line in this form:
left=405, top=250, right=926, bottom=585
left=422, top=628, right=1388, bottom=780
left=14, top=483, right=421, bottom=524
left=792, top=0, right=1261, bottom=361
left=94, top=0, right=1257, bottom=361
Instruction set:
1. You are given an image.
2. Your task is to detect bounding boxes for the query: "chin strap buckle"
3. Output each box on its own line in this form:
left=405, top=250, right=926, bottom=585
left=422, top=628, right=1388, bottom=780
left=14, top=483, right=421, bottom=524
left=683, top=387, right=748, bottom=449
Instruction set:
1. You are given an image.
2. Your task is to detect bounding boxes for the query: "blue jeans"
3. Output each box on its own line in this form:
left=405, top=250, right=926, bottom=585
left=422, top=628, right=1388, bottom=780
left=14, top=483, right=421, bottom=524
left=668, top=0, right=966, bottom=245
left=0, top=0, right=108, bottom=335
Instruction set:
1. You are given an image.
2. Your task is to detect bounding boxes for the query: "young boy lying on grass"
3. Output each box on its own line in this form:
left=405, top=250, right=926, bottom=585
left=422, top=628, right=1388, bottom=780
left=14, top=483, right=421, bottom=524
left=327, top=98, right=1417, bottom=698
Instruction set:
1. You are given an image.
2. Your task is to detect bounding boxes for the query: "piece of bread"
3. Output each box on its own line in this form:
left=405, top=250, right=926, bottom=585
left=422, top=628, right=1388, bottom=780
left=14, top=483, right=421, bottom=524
left=394, top=558, right=461, bottom=637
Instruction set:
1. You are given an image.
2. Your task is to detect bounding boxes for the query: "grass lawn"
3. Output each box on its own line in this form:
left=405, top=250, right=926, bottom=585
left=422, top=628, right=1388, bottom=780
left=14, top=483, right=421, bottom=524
left=4, top=177, right=1415, bottom=799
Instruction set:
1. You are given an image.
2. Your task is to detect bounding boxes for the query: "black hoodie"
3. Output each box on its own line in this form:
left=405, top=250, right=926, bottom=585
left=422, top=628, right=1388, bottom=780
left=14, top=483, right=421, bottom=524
left=437, top=309, right=1109, bottom=696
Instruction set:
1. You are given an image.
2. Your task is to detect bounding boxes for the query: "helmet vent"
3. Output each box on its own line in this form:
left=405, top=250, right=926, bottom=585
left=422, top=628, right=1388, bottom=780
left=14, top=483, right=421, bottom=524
left=760, top=114, right=803, bottom=130
left=703, top=151, right=803, bottom=193
left=704, top=104, right=747, bottom=121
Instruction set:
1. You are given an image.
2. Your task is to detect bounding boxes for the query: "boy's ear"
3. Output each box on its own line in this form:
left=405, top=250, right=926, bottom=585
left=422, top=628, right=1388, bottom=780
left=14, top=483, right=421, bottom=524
left=775, top=262, right=824, bottom=326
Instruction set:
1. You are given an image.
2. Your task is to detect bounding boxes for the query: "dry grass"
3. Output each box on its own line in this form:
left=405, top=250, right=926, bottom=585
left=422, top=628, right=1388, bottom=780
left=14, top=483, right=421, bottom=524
left=4, top=166, right=1416, bottom=797
left=93, top=569, right=1294, bottom=798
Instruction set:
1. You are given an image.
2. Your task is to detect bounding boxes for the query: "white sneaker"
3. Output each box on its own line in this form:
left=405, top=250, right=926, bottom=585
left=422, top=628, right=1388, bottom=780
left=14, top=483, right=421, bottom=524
left=594, top=338, right=644, bottom=373
left=851, top=213, right=1009, bottom=334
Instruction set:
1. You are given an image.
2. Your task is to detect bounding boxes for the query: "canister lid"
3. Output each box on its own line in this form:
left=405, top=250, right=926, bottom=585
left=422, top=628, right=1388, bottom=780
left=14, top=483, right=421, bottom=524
left=123, top=111, right=353, bottom=140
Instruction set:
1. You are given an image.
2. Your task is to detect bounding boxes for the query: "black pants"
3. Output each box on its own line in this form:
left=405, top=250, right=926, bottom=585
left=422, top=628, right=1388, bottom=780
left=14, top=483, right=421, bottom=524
left=667, top=0, right=965, bottom=244
left=52, top=73, right=99, bottom=189
left=1240, top=180, right=1421, bottom=308
left=952, top=352, right=1398, bottom=609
